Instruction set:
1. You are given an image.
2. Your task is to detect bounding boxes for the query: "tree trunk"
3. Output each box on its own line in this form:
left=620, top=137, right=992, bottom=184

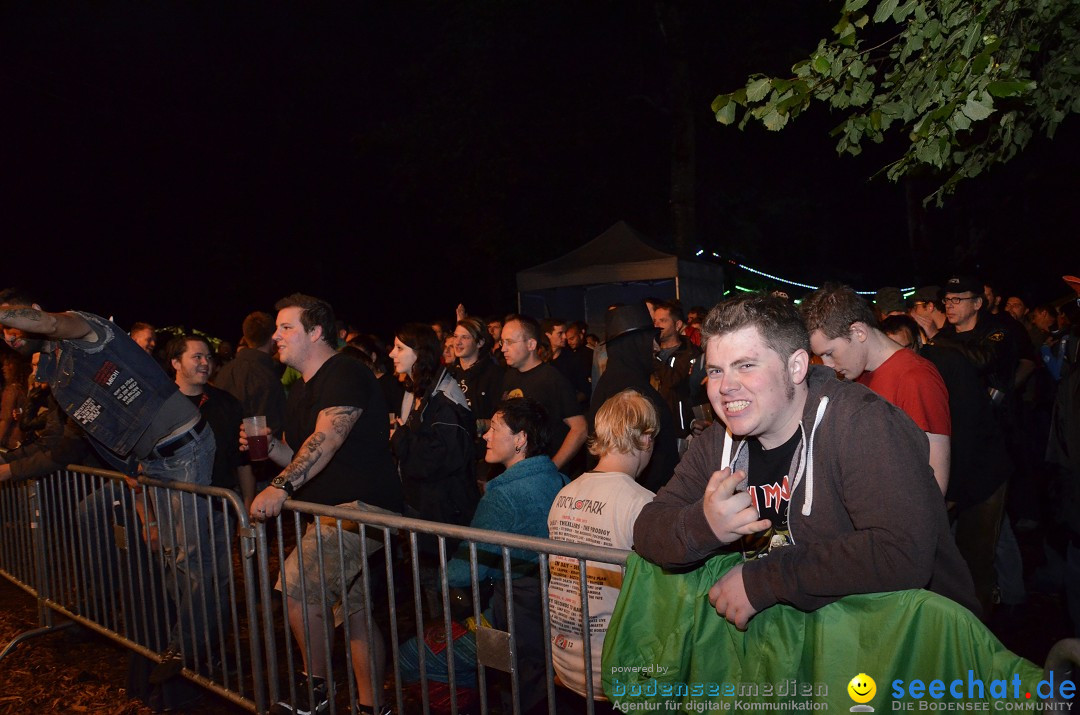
left=657, top=0, right=696, bottom=258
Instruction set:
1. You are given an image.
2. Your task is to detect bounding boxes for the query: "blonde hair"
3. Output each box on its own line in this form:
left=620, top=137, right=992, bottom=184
left=588, top=389, right=658, bottom=457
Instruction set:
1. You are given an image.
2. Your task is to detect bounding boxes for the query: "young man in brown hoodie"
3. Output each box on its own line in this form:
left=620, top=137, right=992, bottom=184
left=633, top=294, right=979, bottom=629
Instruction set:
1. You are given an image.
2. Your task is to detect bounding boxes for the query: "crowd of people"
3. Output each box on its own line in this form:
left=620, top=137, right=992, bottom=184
left=0, top=272, right=1078, bottom=713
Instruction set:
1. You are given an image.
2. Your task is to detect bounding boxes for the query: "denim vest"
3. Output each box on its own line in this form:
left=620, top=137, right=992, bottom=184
left=36, top=312, right=180, bottom=471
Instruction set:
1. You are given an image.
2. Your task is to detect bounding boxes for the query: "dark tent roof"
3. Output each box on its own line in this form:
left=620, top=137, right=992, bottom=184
left=516, top=221, right=681, bottom=292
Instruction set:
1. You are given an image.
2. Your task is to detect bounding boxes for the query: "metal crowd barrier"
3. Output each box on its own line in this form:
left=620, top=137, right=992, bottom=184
left=0, top=467, right=629, bottom=715
left=0, top=466, right=267, bottom=712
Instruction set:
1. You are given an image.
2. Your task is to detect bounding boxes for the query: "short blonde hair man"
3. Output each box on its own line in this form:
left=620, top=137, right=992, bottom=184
left=588, top=389, right=658, bottom=457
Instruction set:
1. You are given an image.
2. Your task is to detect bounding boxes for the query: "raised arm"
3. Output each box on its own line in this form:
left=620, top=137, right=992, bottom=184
left=249, top=405, right=361, bottom=520
left=0, top=306, right=94, bottom=342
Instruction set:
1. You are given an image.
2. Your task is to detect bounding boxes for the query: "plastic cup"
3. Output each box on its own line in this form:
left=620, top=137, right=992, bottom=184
left=243, top=415, right=269, bottom=461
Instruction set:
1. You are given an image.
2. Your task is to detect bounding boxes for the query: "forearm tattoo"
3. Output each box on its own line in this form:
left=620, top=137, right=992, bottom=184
left=280, top=432, right=326, bottom=487
left=278, top=406, right=360, bottom=488
left=0, top=307, right=44, bottom=325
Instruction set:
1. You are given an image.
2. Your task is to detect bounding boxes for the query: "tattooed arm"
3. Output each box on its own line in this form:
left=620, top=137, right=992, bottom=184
left=0, top=305, right=93, bottom=342
left=249, top=405, right=362, bottom=520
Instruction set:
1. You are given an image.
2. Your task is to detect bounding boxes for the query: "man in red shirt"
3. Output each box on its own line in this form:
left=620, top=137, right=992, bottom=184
left=801, top=284, right=951, bottom=496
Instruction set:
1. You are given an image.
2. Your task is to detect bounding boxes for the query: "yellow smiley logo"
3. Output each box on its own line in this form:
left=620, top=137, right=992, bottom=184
left=847, top=673, right=876, bottom=704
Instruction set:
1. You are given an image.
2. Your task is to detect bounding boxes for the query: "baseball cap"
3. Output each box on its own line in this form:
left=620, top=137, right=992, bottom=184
left=942, top=275, right=983, bottom=296
left=874, top=287, right=906, bottom=314
left=911, top=286, right=940, bottom=304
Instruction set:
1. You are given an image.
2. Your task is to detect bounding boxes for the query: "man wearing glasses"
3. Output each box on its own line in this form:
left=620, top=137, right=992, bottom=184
left=932, top=275, right=1034, bottom=613
left=500, top=314, right=587, bottom=472
left=934, top=275, right=1034, bottom=405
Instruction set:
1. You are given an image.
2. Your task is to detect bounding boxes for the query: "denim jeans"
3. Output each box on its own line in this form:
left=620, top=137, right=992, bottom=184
left=141, top=426, right=217, bottom=660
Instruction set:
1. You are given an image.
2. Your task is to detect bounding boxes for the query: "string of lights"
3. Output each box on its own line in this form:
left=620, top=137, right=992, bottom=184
left=695, top=249, right=915, bottom=297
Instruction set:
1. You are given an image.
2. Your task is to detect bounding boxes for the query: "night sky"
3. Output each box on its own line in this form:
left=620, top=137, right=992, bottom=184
left=4, top=2, right=1077, bottom=341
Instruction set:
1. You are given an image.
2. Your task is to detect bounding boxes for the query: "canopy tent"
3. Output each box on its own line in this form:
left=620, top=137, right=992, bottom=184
left=516, top=221, right=725, bottom=335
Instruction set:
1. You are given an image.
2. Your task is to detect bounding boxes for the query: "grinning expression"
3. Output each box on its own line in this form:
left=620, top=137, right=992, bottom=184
left=453, top=327, right=479, bottom=361
left=705, top=326, right=807, bottom=450
left=172, top=339, right=212, bottom=390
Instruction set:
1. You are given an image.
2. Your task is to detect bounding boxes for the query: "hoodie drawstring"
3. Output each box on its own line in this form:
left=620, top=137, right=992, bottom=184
left=800, top=396, right=830, bottom=517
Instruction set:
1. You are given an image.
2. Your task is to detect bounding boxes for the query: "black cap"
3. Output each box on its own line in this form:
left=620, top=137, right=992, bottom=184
left=603, top=303, right=654, bottom=344
left=874, top=287, right=906, bottom=314
left=942, top=275, right=983, bottom=296
left=911, top=286, right=940, bottom=304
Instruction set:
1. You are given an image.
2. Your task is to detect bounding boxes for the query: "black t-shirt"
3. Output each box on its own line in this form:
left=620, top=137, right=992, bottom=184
left=185, top=384, right=244, bottom=489
left=500, top=362, right=582, bottom=458
left=284, top=353, right=402, bottom=511
left=551, top=349, right=590, bottom=406
left=742, top=430, right=800, bottom=559
left=449, top=356, right=505, bottom=421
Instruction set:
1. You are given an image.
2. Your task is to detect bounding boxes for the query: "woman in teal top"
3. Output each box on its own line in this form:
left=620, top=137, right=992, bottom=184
left=446, top=396, right=569, bottom=586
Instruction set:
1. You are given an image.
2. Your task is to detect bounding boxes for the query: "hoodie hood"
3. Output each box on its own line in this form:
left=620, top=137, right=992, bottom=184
left=604, top=329, right=656, bottom=380
left=431, top=367, right=470, bottom=411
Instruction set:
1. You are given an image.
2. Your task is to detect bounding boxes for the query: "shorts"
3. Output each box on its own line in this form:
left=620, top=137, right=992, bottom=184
left=277, top=500, right=399, bottom=616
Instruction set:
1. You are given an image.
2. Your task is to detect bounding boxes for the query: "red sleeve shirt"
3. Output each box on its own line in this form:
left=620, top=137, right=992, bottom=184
left=857, top=348, right=951, bottom=436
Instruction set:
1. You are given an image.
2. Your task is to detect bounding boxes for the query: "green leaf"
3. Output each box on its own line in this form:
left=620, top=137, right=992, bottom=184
left=961, top=24, right=982, bottom=56
left=987, top=80, right=1036, bottom=97
left=813, top=55, right=832, bottom=75
left=950, top=109, right=972, bottom=131
left=972, top=51, right=992, bottom=75
left=873, top=0, right=899, bottom=23
left=850, top=59, right=866, bottom=78
left=961, top=92, right=995, bottom=121
left=893, top=0, right=917, bottom=21
left=844, top=0, right=870, bottom=11
left=916, top=139, right=942, bottom=165
left=716, top=101, right=737, bottom=125
left=854, top=13, right=870, bottom=28
left=711, top=94, right=730, bottom=114
left=762, top=109, right=789, bottom=131
left=850, top=80, right=874, bottom=106
left=747, top=78, right=772, bottom=102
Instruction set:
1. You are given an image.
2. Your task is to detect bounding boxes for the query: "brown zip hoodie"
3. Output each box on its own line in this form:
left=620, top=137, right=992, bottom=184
left=633, top=365, right=980, bottom=616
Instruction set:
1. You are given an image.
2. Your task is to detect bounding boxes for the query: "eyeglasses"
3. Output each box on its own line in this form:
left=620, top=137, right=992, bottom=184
left=941, top=296, right=978, bottom=306
left=501, top=338, right=526, bottom=346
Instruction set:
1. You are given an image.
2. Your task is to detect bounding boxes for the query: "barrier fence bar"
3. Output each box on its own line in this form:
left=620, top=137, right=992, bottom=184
left=1, top=467, right=630, bottom=714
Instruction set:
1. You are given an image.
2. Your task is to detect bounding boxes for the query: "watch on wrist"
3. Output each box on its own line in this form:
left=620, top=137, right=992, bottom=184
left=270, top=475, right=295, bottom=497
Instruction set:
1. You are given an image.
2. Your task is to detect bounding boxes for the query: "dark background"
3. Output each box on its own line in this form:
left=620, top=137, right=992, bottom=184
left=3, top=2, right=1076, bottom=340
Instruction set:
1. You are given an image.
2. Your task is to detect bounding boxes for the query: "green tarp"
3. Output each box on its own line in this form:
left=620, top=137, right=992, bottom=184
left=603, top=553, right=1057, bottom=712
